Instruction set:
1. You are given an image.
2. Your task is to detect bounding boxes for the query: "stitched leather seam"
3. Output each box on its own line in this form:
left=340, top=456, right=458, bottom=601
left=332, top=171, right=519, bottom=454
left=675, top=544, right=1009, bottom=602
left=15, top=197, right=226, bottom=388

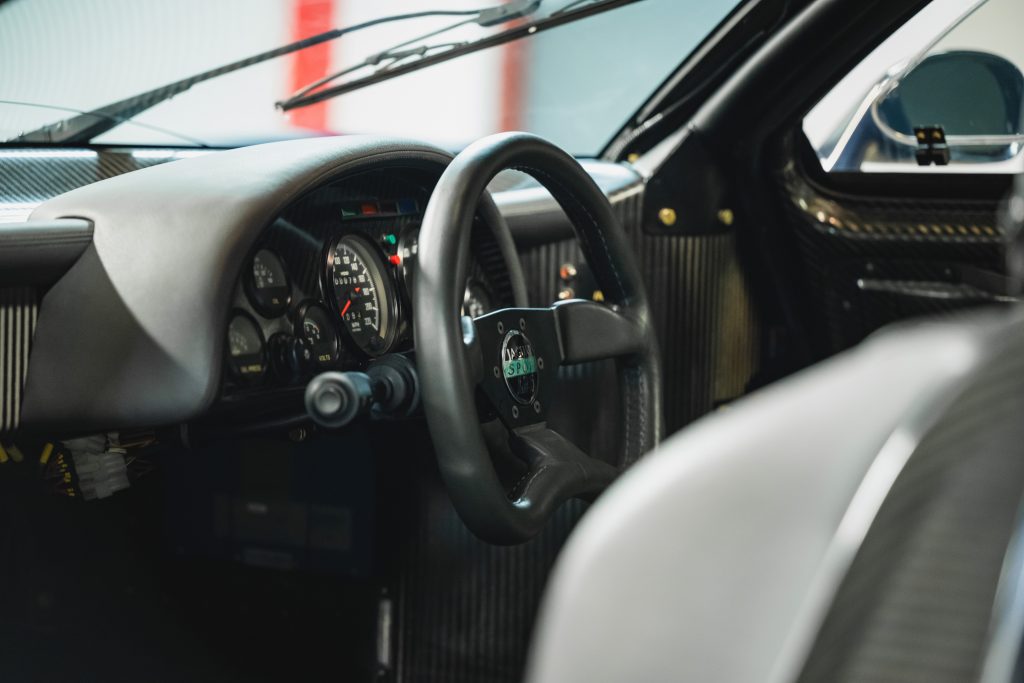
left=511, top=164, right=628, bottom=301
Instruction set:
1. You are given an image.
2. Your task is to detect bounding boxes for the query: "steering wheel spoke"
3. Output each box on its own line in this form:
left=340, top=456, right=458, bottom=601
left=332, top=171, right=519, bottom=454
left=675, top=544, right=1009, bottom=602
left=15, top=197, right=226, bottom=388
left=508, top=425, right=618, bottom=506
left=552, top=299, right=646, bottom=364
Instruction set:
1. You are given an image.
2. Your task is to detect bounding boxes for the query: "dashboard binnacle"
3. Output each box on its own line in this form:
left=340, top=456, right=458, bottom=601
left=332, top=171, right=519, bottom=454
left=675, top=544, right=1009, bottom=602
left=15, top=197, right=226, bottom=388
left=223, top=168, right=510, bottom=397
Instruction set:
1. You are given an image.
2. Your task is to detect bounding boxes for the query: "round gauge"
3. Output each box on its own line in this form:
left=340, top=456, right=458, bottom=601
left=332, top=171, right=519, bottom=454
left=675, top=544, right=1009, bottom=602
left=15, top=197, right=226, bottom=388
left=245, top=248, right=291, bottom=317
left=462, top=280, right=492, bottom=318
left=329, top=235, right=396, bottom=356
left=296, top=301, right=341, bottom=368
left=226, top=312, right=266, bottom=384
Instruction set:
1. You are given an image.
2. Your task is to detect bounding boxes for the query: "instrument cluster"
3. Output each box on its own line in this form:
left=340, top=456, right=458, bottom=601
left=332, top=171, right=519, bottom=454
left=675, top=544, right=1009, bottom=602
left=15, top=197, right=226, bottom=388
left=222, top=170, right=503, bottom=398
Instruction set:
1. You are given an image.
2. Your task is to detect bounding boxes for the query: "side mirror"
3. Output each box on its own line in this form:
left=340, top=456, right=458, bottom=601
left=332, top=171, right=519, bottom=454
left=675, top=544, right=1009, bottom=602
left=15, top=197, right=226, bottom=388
left=875, top=50, right=1023, bottom=152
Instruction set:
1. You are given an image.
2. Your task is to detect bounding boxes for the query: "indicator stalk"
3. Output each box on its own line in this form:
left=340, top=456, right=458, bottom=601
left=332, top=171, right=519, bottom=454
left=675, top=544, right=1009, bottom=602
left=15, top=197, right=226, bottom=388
left=304, top=355, right=419, bottom=429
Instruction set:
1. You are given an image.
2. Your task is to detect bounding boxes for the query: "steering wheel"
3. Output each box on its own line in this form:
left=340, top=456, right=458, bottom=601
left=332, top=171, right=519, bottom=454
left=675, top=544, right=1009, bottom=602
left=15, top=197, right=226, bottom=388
left=414, top=133, right=662, bottom=544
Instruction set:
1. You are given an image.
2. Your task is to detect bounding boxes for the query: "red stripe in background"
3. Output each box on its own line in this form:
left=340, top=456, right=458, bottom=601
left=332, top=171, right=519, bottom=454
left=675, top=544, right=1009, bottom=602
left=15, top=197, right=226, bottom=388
left=289, top=0, right=336, bottom=132
left=498, top=1, right=526, bottom=131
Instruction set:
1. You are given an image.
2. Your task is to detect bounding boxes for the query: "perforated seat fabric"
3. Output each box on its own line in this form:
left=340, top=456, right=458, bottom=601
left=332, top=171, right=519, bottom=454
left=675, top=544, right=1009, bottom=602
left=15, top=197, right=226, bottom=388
left=525, top=307, right=1024, bottom=683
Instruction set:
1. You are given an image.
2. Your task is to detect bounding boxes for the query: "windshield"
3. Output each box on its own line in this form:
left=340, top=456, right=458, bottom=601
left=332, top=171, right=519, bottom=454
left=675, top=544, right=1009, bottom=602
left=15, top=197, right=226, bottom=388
left=0, top=0, right=740, bottom=154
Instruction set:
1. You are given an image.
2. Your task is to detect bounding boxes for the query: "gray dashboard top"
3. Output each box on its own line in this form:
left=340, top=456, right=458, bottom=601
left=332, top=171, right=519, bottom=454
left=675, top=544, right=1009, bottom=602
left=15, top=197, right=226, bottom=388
left=18, top=136, right=457, bottom=432
left=2, top=140, right=640, bottom=432
left=0, top=146, right=641, bottom=227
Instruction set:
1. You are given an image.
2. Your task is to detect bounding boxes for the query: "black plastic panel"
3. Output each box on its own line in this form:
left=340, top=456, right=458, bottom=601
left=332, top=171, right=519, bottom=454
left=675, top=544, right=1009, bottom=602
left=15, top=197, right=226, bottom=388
left=781, top=163, right=1010, bottom=356
left=518, top=189, right=760, bottom=436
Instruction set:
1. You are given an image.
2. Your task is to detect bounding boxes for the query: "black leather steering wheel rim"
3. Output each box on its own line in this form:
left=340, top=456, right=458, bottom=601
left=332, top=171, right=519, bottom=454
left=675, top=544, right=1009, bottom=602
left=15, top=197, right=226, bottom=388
left=415, top=132, right=662, bottom=544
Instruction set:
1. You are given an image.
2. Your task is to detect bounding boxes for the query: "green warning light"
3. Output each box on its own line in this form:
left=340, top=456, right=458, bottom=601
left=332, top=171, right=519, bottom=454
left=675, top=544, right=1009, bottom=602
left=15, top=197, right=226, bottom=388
left=384, top=233, right=397, bottom=246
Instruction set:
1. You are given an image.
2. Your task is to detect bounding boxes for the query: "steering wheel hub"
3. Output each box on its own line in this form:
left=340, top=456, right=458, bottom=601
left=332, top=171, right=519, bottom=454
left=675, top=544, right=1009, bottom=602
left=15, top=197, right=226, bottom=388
left=501, top=328, right=540, bottom=405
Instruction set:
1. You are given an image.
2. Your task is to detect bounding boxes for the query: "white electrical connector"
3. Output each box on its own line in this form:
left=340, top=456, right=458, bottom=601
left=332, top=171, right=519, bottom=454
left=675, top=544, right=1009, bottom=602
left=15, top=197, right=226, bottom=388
left=62, top=434, right=130, bottom=501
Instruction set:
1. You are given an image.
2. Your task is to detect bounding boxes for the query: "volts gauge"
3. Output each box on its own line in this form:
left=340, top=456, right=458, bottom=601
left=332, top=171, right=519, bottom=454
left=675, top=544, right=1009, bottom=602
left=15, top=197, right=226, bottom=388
left=296, top=301, right=341, bottom=368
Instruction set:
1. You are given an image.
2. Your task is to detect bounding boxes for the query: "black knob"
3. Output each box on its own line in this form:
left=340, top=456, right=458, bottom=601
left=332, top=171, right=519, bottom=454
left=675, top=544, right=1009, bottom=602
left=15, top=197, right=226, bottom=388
left=304, top=371, right=374, bottom=428
left=366, top=354, right=420, bottom=417
left=269, top=333, right=314, bottom=383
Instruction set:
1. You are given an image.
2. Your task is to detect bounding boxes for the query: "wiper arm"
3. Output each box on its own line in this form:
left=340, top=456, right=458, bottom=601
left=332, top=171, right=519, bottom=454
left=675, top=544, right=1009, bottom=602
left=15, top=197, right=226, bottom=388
left=278, top=0, right=643, bottom=113
left=283, top=18, right=481, bottom=104
left=8, top=1, right=541, bottom=145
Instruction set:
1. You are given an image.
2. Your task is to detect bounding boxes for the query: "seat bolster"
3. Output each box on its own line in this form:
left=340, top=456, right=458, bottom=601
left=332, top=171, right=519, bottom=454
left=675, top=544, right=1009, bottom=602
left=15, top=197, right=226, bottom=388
left=526, top=313, right=1004, bottom=683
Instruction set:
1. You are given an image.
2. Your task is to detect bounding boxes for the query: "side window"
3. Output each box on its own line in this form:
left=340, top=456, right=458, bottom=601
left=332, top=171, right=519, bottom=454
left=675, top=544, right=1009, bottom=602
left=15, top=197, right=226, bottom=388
left=803, top=0, right=1023, bottom=173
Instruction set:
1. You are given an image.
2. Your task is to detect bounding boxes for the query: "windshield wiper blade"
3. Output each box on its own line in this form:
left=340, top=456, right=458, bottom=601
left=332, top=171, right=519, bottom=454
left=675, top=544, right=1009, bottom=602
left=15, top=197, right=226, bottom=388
left=8, top=1, right=541, bottom=145
left=278, top=0, right=643, bottom=113
left=281, top=18, right=481, bottom=104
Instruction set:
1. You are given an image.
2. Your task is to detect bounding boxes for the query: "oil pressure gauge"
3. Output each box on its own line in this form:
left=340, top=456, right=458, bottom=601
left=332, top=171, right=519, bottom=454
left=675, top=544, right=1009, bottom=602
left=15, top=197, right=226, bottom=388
left=226, top=311, right=266, bottom=384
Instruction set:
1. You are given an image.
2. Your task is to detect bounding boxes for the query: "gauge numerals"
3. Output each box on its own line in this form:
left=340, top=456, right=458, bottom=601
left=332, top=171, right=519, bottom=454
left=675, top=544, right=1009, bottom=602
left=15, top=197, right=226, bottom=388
left=296, top=301, right=341, bottom=367
left=226, top=311, right=267, bottom=384
left=329, top=235, right=396, bottom=356
left=245, top=248, right=291, bottom=317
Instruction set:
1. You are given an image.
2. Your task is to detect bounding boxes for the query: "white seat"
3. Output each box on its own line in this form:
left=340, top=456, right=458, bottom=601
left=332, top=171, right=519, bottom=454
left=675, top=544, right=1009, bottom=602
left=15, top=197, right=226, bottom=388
left=525, top=306, right=1024, bottom=683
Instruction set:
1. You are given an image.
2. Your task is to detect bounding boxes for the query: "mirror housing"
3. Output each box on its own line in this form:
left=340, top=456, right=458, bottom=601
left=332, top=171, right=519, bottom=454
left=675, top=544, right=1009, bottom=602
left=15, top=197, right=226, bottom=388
left=828, top=50, right=1024, bottom=171
left=876, top=50, right=1023, bottom=142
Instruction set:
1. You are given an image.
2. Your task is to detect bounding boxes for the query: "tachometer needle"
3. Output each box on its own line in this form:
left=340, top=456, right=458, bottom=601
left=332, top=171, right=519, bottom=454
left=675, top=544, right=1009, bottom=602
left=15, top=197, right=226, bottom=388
left=340, top=299, right=352, bottom=317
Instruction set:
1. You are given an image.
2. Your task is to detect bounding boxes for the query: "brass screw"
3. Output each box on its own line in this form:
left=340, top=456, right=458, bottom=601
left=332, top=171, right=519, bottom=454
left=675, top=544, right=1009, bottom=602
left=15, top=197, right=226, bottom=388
left=717, top=208, right=734, bottom=226
left=657, top=207, right=677, bottom=227
left=626, top=153, right=640, bottom=164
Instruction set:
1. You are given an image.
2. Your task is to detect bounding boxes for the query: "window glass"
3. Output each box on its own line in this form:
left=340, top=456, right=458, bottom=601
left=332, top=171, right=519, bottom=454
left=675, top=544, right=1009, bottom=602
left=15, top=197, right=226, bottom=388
left=0, top=0, right=740, bottom=155
left=803, top=0, right=1023, bottom=173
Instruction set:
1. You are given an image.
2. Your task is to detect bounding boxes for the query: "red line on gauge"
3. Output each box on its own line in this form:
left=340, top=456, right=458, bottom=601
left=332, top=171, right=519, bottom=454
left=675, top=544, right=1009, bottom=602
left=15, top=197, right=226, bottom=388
left=340, top=299, right=352, bottom=317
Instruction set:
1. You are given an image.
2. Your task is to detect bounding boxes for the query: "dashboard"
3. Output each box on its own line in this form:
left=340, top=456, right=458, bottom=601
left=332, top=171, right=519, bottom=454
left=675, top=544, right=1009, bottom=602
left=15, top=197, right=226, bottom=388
left=9, top=137, right=636, bottom=435
left=222, top=167, right=514, bottom=404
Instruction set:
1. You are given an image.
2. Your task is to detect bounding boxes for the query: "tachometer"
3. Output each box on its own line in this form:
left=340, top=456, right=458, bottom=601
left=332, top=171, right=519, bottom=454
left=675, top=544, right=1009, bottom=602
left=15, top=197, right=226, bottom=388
left=329, top=235, right=396, bottom=356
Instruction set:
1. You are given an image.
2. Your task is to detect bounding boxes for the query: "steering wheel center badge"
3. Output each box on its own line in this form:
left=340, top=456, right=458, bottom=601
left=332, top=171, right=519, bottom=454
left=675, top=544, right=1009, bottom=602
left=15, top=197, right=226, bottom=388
left=501, top=329, right=539, bottom=405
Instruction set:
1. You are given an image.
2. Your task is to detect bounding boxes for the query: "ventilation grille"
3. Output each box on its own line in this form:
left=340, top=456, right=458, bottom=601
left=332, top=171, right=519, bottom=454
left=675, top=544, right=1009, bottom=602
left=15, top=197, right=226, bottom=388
left=1, top=287, right=38, bottom=432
